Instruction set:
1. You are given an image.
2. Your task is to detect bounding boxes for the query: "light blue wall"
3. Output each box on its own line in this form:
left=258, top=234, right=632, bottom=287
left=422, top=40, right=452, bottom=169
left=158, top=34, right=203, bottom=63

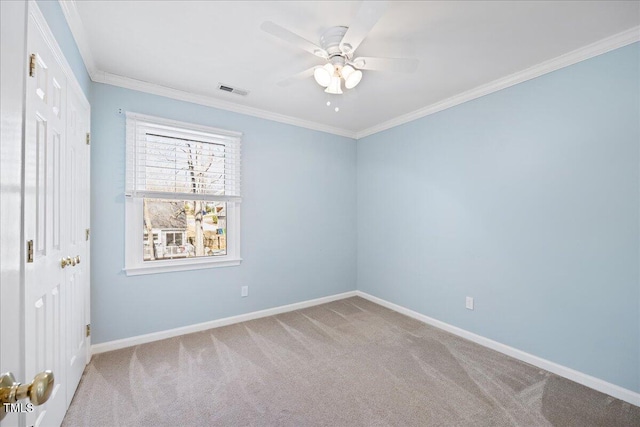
left=91, top=83, right=357, bottom=343
left=36, top=0, right=91, bottom=97
left=36, top=0, right=358, bottom=346
left=357, top=43, right=640, bottom=392
left=34, top=0, right=640, bottom=394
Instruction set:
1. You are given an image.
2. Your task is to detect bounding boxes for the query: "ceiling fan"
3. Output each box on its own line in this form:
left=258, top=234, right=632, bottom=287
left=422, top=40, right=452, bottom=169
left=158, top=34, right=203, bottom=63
left=261, top=1, right=419, bottom=94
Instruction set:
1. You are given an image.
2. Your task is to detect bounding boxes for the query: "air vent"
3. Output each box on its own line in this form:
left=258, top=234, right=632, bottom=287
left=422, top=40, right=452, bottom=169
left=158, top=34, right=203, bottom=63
left=218, top=84, right=249, bottom=96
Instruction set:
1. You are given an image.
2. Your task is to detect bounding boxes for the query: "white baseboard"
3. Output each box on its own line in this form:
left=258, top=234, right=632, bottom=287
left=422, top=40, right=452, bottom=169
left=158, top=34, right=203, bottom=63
left=91, top=290, right=357, bottom=355
left=355, top=291, right=640, bottom=407
left=91, top=288, right=639, bottom=407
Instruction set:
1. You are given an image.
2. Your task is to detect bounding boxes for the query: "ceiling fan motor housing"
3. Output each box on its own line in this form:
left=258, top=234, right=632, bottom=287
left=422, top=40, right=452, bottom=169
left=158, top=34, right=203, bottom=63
left=321, top=26, right=350, bottom=59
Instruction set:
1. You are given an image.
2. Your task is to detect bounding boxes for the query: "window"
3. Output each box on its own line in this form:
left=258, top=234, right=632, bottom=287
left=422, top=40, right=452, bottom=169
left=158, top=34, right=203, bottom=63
left=165, top=231, right=183, bottom=247
left=124, top=113, right=242, bottom=275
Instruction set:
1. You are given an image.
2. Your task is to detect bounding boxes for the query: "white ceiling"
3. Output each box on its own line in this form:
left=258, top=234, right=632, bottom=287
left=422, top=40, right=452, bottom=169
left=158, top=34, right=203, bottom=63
left=71, top=1, right=640, bottom=137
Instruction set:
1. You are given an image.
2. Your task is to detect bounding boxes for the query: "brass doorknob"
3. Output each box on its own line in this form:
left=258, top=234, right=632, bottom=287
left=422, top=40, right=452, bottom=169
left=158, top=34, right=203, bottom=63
left=61, top=258, right=68, bottom=268
left=68, top=256, right=76, bottom=267
left=0, top=371, right=54, bottom=420
left=75, top=255, right=80, bottom=264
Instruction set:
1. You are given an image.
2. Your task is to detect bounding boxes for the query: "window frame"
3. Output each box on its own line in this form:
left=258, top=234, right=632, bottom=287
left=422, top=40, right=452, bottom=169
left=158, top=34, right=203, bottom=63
left=123, top=113, right=242, bottom=276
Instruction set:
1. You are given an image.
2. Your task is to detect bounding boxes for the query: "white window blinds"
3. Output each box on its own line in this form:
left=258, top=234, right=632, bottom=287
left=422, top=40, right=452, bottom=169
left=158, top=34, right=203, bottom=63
left=125, top=113, right=242, bottom=202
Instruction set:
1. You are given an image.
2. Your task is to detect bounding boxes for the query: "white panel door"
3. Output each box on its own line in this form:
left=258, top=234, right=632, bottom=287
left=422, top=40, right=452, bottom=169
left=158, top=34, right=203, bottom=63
left=64, top=87, right=90, bottom=404
left=23, top=10, right=90, bottom=426
left=24, top=15, right=68, bottom=427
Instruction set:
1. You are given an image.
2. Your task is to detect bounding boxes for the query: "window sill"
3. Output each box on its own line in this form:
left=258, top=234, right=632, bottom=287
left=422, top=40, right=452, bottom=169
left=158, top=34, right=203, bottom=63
left=124, top=257, right=242, bottom=276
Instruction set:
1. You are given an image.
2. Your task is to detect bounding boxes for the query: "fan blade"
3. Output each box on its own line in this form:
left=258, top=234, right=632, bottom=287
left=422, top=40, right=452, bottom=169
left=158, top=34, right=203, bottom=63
left=261, top=21, right=328, bottom=59
left=277, top=67, right=317, bottom=87
left=339, top=1, right=388, bottom=55
left=351, top=56, right=419, bottom=73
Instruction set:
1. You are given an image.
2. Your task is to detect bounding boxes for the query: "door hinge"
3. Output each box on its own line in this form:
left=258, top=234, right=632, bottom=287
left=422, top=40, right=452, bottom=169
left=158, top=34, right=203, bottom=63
left=27, top=240, right=34, bottom=263
left=86, top=132, right=90, bottom=145
left=29, top=54, right=36, bottom=78
left=86, top=324, right=91, bottom=337
left=85, top=228, right=90, bottom=241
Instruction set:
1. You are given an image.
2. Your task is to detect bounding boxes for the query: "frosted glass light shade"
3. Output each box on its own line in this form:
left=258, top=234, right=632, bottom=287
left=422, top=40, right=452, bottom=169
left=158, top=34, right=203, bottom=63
left=341, top=65, right=355, bottom=79
left=342, top=65, right=363, bottom=89
left=324, top=76, right=343, bottom=94
left=313, top=64, right=334, bottom=87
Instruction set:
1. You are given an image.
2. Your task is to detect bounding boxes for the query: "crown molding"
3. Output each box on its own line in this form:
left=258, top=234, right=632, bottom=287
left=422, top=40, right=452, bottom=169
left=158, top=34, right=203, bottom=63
left=355, top=25, right=640, bottom=139
left=58, top=0, right=98, bottom=77
left=58, top=0, right=356, bottom=139
left=91, top=70, right=357, bottom=138
left=58, top=0, right=638, bottom=141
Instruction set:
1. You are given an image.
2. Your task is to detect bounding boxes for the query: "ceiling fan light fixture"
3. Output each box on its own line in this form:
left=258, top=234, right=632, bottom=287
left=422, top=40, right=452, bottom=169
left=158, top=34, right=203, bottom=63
left=262, top=4, right=419, bottom=96
left=325, top=75, right=343, bottom=94
left=341, top=65, right=354, bottom=79
left=341, top=65, right=363, bottom=89
left=346, top=69, right=362, bottom=89
left=314, top=64, right=334, bottom=87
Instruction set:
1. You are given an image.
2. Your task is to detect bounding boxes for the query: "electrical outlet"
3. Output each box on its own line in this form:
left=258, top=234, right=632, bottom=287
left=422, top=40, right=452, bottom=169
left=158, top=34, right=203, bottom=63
left=241, top=286, right=248, bottom=297
left=466, top=296, right=474, bottom=310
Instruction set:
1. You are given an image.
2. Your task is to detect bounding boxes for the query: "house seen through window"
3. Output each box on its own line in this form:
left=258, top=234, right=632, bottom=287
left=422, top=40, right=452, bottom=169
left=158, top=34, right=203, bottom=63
left=143, top=199, right=227, bottom=260
left=125, top=113, right=242, bottom=275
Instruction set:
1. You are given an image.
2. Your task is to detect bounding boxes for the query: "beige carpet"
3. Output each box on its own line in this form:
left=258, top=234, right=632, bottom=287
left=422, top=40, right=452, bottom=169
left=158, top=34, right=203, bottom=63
left=62, top=297, right=639, bottom=426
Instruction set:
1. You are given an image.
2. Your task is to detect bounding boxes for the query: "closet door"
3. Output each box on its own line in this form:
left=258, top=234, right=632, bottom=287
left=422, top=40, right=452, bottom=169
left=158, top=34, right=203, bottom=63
left=24, top=13, right=69, bottom=426
left=23, top=8, right=91, bottom=426
left=65, top=85, right=90, bottom=405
